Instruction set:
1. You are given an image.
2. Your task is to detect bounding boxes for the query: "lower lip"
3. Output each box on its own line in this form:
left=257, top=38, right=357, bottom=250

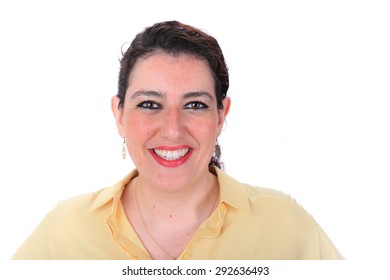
left=149, top=149, right=193, bottom=168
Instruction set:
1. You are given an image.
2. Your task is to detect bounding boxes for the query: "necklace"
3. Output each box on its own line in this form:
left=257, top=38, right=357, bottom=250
left=134, top=184, right=219, bottom=260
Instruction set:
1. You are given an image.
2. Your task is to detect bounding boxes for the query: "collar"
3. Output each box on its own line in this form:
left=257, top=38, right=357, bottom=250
left=89, top=169, right=138, bottom=211
left=89, top=168, right=251, bottom=214
left=214, top=167, right=251, bottom=214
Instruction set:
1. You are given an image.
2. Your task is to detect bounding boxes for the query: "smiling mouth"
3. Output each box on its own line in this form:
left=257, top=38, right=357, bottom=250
left=153, top=148, right=190, bottom=161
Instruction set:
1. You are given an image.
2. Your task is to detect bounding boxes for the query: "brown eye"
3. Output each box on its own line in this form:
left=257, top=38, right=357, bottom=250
left=184, top=101, right=208, bottom=110
left=137, top=101, right=162, bottom=110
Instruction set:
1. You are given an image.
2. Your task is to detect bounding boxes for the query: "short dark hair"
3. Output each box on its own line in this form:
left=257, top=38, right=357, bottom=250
left=117, top=20, right=229, bottom=169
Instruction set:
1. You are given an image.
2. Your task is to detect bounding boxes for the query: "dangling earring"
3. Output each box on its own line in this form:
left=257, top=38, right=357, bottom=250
left=122, top=138, right=127, bottom=160
left=214, top=139, right=221, bottom=158
left=209, top=139, right=222, bottom=169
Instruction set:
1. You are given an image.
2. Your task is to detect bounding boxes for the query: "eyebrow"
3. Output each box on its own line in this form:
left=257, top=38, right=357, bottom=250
left=130, top=91, right=163, bottom=100
left=183, top=91, right=215, bottom=101
left=130, top=90, right=215, bottom=101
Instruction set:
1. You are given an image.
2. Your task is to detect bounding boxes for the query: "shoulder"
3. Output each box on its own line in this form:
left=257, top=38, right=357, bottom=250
left=31, top=187, right=112, bottom=242
left=243, top=183, right=306, bottom=214
left=13, top=173, right=135, bottom=259
left=242, top=183, right=316, bottom=231
left=51, top=170, right=137, bottom=220
left=216, top=167, right=320, bottom=236
left=53, top=188, right=106, bottom=218
left=216, top=167, right=307, bottom=216
left=12, top=188, right=110, bottom=259
left=215, top=169, right=343, bottom=259
left=33, top=170, right=136, bottom=239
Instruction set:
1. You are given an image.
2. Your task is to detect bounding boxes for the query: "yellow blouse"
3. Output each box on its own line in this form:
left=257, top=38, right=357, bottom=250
left=13, top=168, right=342, bottom=260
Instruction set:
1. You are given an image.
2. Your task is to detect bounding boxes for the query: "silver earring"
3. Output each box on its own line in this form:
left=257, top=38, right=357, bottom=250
left=122, top=138, right=126, bottom=160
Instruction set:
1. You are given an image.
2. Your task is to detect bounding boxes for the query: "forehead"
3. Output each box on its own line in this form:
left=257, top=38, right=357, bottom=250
left=128, top=52, right=214, bottom=90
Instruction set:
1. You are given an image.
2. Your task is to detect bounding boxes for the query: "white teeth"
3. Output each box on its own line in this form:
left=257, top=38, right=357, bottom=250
left=154, top=148, right=190, bottom=161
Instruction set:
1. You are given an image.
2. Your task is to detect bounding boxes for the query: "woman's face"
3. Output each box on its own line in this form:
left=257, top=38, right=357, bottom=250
left=112, top=52, right=230, bottom=190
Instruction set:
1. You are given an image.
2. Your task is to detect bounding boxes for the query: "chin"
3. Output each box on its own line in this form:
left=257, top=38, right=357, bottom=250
left=147, top=164, right=207, bottom=189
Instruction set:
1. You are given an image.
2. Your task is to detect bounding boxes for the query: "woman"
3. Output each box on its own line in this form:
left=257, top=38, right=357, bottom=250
left=13, top=21, right=342, bottom=260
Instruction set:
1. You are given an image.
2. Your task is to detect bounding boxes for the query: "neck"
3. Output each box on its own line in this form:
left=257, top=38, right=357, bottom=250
left=120, top=169, right=220, bottom=260
left=133, top=171, right=219, bottom=219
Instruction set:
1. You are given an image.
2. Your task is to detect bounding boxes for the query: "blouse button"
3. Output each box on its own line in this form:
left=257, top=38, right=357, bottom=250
left=181, top=252, right=190, bottom=259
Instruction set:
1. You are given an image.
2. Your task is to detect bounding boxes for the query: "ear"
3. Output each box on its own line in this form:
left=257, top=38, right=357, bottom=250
left=111, top=96, right=126, bottom=138
left=217, top=97, right=231, bottom=136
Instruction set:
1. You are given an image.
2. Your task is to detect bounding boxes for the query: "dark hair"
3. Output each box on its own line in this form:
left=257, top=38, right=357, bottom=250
left=117, top=20, right=229, bottom=169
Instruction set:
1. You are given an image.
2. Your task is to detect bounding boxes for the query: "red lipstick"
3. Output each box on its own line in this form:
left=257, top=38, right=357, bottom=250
left=149, top=146, right=193, bottom=168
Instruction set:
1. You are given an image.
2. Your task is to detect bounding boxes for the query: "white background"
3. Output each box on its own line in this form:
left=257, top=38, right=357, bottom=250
left=1, top=0, right=389, bottom=261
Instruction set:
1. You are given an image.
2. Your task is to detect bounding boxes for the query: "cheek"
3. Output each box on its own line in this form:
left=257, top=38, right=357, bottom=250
left=190, top=117, right=220, bottom=144
left=126, top=117, right=155, bottom=143
left=123, top=116, right=156, bottom=162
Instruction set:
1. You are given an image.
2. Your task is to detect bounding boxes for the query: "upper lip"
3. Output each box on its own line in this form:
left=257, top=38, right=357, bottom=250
left=151, top=145, right=192, bottom=151
left=151, top=145, right=192, bottom=161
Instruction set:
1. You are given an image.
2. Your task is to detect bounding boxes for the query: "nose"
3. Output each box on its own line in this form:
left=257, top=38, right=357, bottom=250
left=159, top=108, right=186, bottom=140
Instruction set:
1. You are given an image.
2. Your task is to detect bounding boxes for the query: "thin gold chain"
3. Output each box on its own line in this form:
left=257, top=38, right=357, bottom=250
left=134, top=183, right=219, bottom=260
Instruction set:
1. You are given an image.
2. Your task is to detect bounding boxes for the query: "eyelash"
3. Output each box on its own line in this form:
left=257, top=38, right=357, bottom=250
left=136, top=101, right=209, bottom=110
left=136, top=101, right=162, bottom=110
left=184, top=101, right=209, bottom=110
